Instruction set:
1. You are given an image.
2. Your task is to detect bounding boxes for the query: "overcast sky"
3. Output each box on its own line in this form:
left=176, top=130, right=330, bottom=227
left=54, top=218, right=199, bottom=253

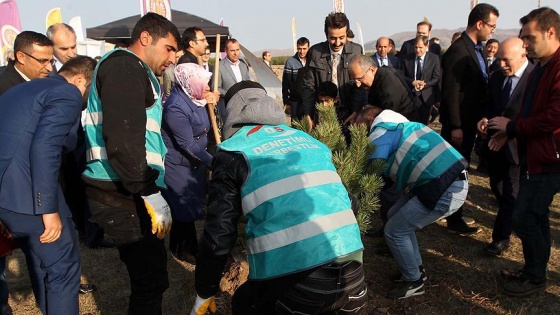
left=14, top=0, right=559, bottom=51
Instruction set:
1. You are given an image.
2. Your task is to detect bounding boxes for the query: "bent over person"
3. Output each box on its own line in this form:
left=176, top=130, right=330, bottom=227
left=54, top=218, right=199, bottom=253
left=82, top=13, right=180, bottom=314
left=356, top=106, right=469, bottom=299
left=191, top=81, right=367, bottom=315
left=0, top=56, right=96, bottom=315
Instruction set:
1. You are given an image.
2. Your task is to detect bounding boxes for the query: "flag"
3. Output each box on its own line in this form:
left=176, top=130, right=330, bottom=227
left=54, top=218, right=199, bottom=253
left=333, top=0, right=345, bottom=13
left=219, top=18, right=224, bottom=26
left=355, top=22, right=364, bottom=53
left=46, top=7, right=62, bottom=30
left=69, top=16, right=85, bottom=42
left=0, top=0, right=22, bottom=66
left=219, top=18, right=226, bottom=60
left=141, top=0, right=172, bottom=21
left=470, top=0, right=479, bottom=10
left=292, top=17, right=297, bottom=54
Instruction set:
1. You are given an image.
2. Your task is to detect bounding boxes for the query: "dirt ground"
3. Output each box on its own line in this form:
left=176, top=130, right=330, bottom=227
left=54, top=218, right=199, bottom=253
left=5, top=120, right=560, bottom=315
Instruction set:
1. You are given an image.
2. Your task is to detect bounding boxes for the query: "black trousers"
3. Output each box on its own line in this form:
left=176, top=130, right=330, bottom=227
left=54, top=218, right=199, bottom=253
left=231, top=261, right=367, bottom=315
left=88, top=198, right=169, bottom=315
left=440, top=125, right=476, bottom=226
left=487, top=148, right=520, bottom=242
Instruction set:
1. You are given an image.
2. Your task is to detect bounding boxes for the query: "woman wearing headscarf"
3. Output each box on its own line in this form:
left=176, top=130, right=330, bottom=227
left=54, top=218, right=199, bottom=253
left=161, top=63, right=215, bottom=263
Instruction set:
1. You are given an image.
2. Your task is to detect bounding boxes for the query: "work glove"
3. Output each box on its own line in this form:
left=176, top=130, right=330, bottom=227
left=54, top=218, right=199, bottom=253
left=141, top=192, right=172, bottom=239
left=190, top=295, right=217, bottom=315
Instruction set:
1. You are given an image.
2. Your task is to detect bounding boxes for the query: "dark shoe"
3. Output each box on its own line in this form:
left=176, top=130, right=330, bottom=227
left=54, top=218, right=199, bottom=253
left=386, top=278, right=425, bottom=299
left=484, top=240, right=510, bottom=256
left=364, top=227, right=384, bottom=238
left=392, top=265, right=428, bottom=282
left=503, top=277, right=546, bottom=297
left=79, top=283, right=98, bottom=294
left=429, top=106, right=439, bottom=123
left=447, top=221, right=481, bottom=235
left=501, top=268, right=524, bottom=280
left=85, top=238, right=116, bottom=249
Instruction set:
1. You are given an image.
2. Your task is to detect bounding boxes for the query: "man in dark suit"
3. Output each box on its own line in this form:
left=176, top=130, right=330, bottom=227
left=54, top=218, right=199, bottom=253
left=0, top=56, right=96, bottom=315
left=178, top=26, right=208, bottom=65
left=440, top=3, right=500, bottom=234
left=372, top=37, right=400, bottom=69
left=401, top=35, right=440, bottom=125
left=301, top=12, right=365, bottom=128
left=478, top=38, right=534, bottom=255
left=0, top=31, right=54, bottom=96
left=349, top=55, right=418, bottom=121
left=399, top=21, right=442, bottom=58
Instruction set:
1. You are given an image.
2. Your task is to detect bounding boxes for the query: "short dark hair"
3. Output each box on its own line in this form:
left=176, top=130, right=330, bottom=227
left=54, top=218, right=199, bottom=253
left=58, top=55, right=97, bottom=82
left=520, top=7, right=560, bottom=40
left=417, top=21, right=432, bottom=31
left=296, top=37, right=310, bottom=46
left=358, top=105, right=383, bottom=122
left=486, top=38, right=500, bottom=46
left=468, top=3, right=499, bottom=27
left=324, top=12, right=349, bottom=36
left=13, top=31, right=53, bottom=62
left=262, top=51, right=270, bottom=59
left=130, top=12, right=180, bottom=46
left=388, top=38, right=396, bottom=48
left=181, top=26, right=203, bottom=50
left=415, top=35, right=429, bottom=46
left=347, top=29, right=355, bottom=38
left=224, top=38, right=239, bottom=51
left=317, top=81, right=338, bottom=99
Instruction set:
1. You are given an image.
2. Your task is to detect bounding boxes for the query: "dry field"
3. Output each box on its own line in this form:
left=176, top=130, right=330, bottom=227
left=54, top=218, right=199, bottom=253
left=5, top=120, right=560, bottom=315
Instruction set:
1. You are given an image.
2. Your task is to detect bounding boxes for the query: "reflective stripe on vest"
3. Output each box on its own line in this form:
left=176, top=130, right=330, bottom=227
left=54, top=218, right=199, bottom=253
left=83, top=49, right=167, bottom=188
left=377, top=122, right=464, bottom=191
left=219, top=125, right=363, bottom=279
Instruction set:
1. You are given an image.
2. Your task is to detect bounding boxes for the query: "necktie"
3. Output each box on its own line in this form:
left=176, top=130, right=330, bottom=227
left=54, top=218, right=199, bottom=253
left=332, top=53, right=339, bottom=86
left=380, top=58, right=386, bottom=67
left=416, top=57, right=423, bottom=80
left=501, top=76, right=513, bottom=109
left=488, top=58, right=494, bottom=67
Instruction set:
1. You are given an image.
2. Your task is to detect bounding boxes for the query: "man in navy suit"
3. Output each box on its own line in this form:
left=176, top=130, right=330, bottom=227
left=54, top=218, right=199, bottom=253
left=0, top=56, right=96, bottom=315
left=478, top=38, right=534, bottom=256
left=401, top=35, right=441, bottom=125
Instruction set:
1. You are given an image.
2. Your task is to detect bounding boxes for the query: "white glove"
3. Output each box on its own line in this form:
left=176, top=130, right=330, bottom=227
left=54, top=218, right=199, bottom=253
left=141, top=192, right=172, bottom=239
left=190, top=295, right=217, bottom=315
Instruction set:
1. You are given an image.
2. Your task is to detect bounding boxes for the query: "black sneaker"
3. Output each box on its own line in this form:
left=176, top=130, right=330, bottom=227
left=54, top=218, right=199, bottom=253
left=392, top=266, right=428, bottom=282
left=503, top=277, right=546, bottom=297
left=447, top=221, right=481, bottom=235
left=386, top=278, right=425, bottom=299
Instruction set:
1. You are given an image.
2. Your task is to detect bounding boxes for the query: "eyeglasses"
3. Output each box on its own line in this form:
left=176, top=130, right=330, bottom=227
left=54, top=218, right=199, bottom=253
left=482, top=21, right=497, bottom=30
left=353, top=68, right=371, bottom=83
left=20, top=51, right=56, bottom=67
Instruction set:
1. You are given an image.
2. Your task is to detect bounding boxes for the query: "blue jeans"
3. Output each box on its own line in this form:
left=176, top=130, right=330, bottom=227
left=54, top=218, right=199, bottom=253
left=384, top=180, right=468, bottom=281
left=513, top=172, right=560, bottom=283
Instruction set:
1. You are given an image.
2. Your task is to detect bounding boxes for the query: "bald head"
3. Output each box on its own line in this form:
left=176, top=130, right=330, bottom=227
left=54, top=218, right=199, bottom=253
left=376, top=37, right=391, bottom=57
left=497, top=37, right=527, bottom=76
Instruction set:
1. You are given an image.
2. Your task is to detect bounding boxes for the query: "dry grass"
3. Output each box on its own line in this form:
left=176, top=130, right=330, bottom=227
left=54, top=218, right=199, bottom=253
left=5, top=120, right=560, bottom=314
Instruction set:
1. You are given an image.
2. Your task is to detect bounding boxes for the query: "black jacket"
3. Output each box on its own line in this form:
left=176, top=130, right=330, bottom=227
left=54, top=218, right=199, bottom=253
left=301, top=41, right=366, bottom=120
left=195, top=150, right=247, bottom=298
left=368, top=67, right=417, bottom=120
left=0, top=62, right=26, bottom=96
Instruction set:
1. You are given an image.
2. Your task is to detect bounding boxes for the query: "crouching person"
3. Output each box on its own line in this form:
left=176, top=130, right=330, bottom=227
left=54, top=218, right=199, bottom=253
left=190, top=81, right=367, bottom=315
left=356, top=106, right=468, bottom=299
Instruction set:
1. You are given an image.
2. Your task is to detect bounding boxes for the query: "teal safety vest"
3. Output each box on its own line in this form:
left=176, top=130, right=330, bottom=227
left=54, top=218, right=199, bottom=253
left=219, top=125, right=363, bottom=280
left=83, top=49, right=167, bottom=188
left=374, top=122, right=465, bottom=191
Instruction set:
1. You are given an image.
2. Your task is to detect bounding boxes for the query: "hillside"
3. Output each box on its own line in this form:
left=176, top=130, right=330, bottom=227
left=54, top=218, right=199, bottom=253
left=255, top=28, right=522, bottom=57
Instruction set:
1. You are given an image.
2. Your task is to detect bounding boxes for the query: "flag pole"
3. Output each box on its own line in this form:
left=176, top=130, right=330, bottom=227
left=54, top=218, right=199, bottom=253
left=210, top=34, right=222, bottom=144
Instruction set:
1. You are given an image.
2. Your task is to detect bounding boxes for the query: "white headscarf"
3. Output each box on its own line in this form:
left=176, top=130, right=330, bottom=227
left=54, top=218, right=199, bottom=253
left=174, top=63, right=212, bottom=107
